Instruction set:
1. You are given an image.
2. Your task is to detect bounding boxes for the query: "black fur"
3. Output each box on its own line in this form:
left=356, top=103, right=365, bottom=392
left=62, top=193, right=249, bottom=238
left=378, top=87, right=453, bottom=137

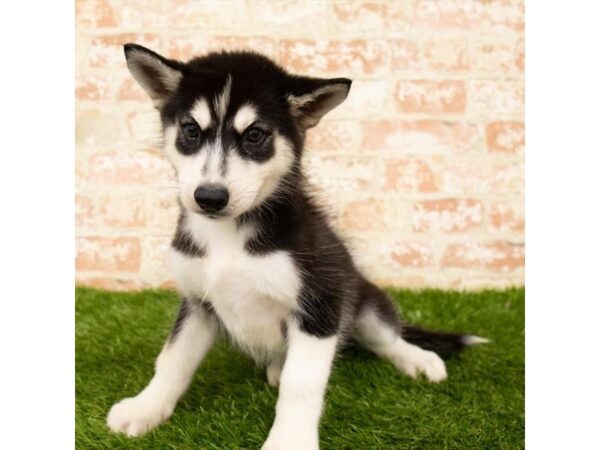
left=125, top=45, right=474, bottom=353
left=169, top=299, right=190, bottom=343
left=171, top=212, right=205, bottom=257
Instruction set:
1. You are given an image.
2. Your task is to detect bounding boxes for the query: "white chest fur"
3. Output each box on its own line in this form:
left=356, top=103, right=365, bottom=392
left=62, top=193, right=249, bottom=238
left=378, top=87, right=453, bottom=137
left=167, top=214, right=302, bottom=363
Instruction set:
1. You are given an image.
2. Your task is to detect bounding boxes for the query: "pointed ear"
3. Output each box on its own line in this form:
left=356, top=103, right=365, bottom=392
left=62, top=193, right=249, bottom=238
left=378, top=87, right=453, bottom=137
left=123, top=44, right=183, bottom=108
left=286, top=77, right=352, bottom=129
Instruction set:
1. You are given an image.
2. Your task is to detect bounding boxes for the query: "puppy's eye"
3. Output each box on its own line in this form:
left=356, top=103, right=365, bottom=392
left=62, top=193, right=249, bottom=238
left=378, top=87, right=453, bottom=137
left=182, top=121, right=200, bottom=140
left=244, top=127, right=266, bottom=145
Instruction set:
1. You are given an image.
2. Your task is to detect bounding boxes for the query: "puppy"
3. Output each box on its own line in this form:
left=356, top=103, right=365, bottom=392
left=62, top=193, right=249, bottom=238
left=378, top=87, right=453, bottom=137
left=106, top=44, right=486, bottom=450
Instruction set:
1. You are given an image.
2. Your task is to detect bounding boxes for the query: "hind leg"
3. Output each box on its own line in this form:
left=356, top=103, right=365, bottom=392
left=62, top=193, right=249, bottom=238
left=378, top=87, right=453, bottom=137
left=354, top=282, right=447, bottom=382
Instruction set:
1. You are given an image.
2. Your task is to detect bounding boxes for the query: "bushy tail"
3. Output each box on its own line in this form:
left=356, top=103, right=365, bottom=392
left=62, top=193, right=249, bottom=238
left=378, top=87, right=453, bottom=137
left=401, top=324, right=489, bottom=358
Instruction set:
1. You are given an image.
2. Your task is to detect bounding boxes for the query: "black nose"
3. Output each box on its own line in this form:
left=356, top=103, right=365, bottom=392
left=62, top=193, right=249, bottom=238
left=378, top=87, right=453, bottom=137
left=194, top=184, right=229, bottom=213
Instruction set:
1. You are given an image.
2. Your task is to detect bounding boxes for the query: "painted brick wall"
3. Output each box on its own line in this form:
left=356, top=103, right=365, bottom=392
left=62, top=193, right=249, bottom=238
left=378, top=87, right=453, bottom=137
left=75, top=0, right=525, bottom=291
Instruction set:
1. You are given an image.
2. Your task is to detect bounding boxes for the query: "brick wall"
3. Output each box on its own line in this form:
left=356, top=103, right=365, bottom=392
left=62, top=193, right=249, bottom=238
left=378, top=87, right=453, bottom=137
left=75, top=0, right=525, bottom=291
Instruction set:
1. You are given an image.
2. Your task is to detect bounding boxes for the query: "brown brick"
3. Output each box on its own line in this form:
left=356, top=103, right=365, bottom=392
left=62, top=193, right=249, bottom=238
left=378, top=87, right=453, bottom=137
left=88, top=152, right=173, bottom=185
left=469, top=80, right=524, bottom=115
left=390, top=241, right=435, bottom=268
left=486, top=121, right=525, bottom=154
left=413, top=0, right=524, bottom=32
left=394, top=80, right=466, bottom=114
left=362, top=120, right=479, bottom=153
left=442, top=241, right=524, bottom=271
left=306, top=120, right=361, bottom=152
left=342, top=199, right=386, bottom=232
left=490, top=199, right=525, bottom=233
left=279, top=39, right=388, bottom=76
left=383, top=159, right=438, bottom=193
left=412, top=199, right=483, bottom=233
left=76, top=237, right=142, bottom=272
left=90, top=34, right=160, bottom=67
left=76, top=75, right=111, bottom=101
left=332, top=2, right=412, bottom=33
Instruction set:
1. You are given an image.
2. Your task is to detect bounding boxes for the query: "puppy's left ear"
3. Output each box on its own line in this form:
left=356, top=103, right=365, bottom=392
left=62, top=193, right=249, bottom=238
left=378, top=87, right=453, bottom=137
left=286, top=76, right=352, bottom=129
left=124, top=43, right=184, bottom=108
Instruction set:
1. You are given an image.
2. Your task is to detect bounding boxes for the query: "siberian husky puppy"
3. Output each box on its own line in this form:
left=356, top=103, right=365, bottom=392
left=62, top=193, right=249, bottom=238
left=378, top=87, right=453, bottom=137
left=107, top=44, right=486, bottom=450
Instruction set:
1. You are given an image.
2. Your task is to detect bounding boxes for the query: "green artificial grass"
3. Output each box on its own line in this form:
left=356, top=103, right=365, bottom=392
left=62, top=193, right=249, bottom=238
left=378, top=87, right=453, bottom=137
left=76, top=287, right=524, bottom=449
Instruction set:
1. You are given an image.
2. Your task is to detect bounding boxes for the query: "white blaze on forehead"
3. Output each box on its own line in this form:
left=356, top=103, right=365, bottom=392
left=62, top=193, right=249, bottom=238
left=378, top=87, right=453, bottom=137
left=214, top=75, right=232, bottom=122
left=233, top=104, right=257, bottom=133
left=190, top=97, right=212, bottom=129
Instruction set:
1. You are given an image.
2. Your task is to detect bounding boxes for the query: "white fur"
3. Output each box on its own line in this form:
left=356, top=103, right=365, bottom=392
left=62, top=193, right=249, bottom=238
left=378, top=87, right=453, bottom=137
left=107, top=305, right=217, bottom=436
left=262, top=322, right=338, bottom=450
left=356, top=309, right=447, bottom=382
left=191, top=97, right=212, bottom=129
left=266, top=362, right=282, bottom=387
left=463, top=335, right=490, bottom=345
left=214, top=76, right=232, bottom=121
left=168, top=214, right=301, bottom=363
left=233, top=103, right=257, bottom=133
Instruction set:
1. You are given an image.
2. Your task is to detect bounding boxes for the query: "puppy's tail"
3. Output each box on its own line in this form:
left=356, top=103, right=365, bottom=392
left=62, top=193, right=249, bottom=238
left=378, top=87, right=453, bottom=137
left=400, top=324, right=489, bottom=358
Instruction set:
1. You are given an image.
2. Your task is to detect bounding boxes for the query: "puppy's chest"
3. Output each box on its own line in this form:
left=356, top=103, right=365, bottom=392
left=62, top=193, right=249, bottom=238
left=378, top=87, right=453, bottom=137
left=168, top=220, right=301, bottom=359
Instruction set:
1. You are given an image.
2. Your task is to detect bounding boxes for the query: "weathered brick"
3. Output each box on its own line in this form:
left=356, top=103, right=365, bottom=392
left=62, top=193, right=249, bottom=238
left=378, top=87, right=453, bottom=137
left=383, top=159, right=438, bottom=193
left=165, top=36, right=277, bottom=60
left=441, top=160, right=524, bottom=194
left=442, top=241, right=524, bottom=271
left=76, top=110, right=129, bottom=148
left=342, top=199, right=386, bottom=232
left=412, top=199, right=483, bottom=233
left=117, top=78, right=147, bottom=102
left=362, top=120, right=479, bottom=153
left=470, top=37, right=520, bottom=75
left=394, top=80, right=466, bottom=114
left=413, top=0, right=524, bottom=32
left=76, top=75, right=111, bottom=101
left=76, top=0, right=117, bottom=28
left=486, top=121, right=525, bottom=154
left=305, top=120, right=361, bottom=152
left=76, top=237, right=142, bottom=272
left=331, top=80, right=391, bottom=118
left=116, top=0, right=249, bottom=30
left=332, top=1, right=412, bottom=33
left=279, top=39, right=388, bottom=76
left=88, top=152, right=173, bottom=185
left=389, top=39, right=420, bottom=71
left=515, top=38, right=525, bottom=71
left=306, top=155, right=382, bottom=194
left=489, top=199, right=525, bottom=233
left=421, top=38, right=469, bottom=72
left=90, top=34, right=160, bottom=67
left=95, top=193, right=146, bottom=228
left=469, top=80, right=524, bottom=115
left=390, top=241, right=435, bottom=268
left=75, top=195, right=95, bottom=229
left=249, top=1, right=328, bottom=36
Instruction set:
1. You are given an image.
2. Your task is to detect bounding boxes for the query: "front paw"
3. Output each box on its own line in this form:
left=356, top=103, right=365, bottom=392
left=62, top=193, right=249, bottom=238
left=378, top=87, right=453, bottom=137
left=262, top=431, right=318, bottom=450
left=107, top=394, right=174, bottom=437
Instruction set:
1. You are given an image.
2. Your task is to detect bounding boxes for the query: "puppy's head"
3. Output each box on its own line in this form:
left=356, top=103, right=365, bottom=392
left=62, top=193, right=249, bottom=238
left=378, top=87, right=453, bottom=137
left=124, top=44, right=351, bottom=219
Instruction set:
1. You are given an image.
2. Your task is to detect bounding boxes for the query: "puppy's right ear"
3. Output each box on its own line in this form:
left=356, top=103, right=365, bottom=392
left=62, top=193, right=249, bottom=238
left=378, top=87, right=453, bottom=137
left=124, top=44, right=183, bottom=108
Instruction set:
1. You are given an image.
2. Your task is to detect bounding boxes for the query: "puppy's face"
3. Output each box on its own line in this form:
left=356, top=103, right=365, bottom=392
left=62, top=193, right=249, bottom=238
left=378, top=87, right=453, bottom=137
left=124, top=45, right=351, bottom=219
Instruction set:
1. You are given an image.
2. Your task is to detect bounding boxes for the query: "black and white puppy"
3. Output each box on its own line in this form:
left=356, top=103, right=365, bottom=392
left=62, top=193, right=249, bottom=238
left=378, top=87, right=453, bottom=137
left=107, top=44, right=486, bottom=450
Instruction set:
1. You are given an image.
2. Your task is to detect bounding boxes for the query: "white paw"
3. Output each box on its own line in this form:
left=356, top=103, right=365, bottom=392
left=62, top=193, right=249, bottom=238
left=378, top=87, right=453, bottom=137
left=266, top=363, right=282, bottom=387
left=393, top=346, right=447, bottom=383
left=262, top=434, right=318, bottom=450
left=106, top=394, right=174, bottom=437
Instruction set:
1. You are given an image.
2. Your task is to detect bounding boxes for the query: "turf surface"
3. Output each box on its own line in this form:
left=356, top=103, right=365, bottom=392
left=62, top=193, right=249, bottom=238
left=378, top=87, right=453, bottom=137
left=76, top=287, right=524, bottom=449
